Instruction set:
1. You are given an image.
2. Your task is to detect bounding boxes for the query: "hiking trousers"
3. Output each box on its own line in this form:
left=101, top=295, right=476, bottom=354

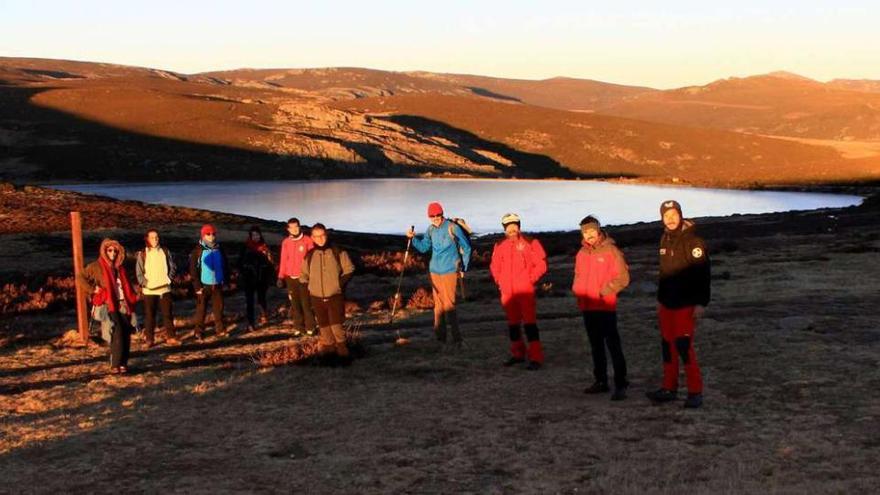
left=430, top=272, right=461, bottom=343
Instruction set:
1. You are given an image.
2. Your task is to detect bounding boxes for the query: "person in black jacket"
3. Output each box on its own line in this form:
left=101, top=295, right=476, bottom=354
left=646, top=200, right=711, bottom=409
left=238, top=226, right=276, bottom=332
left=190, top=224, right=230, bottom=340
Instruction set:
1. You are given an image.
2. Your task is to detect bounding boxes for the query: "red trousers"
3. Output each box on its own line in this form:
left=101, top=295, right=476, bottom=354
left=502, top=293, right=542, bottom=363
left=501, top=292, right=537, bottom=325
left=658, top=305, right=703, bottom=394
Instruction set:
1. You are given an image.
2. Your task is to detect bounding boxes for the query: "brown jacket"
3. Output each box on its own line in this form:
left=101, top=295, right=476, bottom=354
left=300, top=245, right=355, bottom=299
left=77, top=238, right=138, bottom=312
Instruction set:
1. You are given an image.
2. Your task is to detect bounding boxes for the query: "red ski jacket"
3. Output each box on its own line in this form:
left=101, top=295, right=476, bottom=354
left=490, top=235, right=547, bottom=296
left=278, top=234, right=314, bottom=279
left=572, top=234, right=630, bottom=311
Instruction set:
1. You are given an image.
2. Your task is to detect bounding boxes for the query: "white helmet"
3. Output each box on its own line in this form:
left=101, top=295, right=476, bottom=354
left=501, top=212, right=521, bottom=226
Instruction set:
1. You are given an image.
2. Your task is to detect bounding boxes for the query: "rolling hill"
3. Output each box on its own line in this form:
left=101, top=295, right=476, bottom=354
left=600, top=72, right=880, bottom=140
left=2, top=57, right=878, bottom=185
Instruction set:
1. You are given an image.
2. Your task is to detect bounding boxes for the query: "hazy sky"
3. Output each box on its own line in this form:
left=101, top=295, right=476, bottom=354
left=2, top=1, right=878, bottom=88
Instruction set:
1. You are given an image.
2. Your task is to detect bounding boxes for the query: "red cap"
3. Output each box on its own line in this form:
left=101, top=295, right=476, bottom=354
left=200, top=224, right=216, bottom=236
left=427, top=202, right=444, bottom=217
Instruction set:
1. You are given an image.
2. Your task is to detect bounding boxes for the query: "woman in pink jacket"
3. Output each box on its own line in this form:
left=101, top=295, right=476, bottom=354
left=572, top=216, right=631, bottom=400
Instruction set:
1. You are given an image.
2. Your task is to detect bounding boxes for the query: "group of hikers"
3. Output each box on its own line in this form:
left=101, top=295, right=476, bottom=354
left=77, top=198, right=710, bottom=408
left=76, top=218, right=355, bottom=372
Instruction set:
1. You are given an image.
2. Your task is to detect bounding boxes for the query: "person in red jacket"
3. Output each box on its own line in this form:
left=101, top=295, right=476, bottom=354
left=277, top=217, right=316, bottom=337
left=573, top=216, right=631, bottom=400
left=490, top=213, right=548, bottom=370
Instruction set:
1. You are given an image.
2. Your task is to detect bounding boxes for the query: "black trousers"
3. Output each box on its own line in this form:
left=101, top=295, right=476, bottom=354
left=143, top=292, right=174, bottom=341
left=583, top=311, right=628, bottom=389
left=243, top=282, right=269, bottom=326
left=194, top=285, right=224, bottom=334
left=285, top=278, right=316, bottom=332
left=109, top=310, right=133, bottom=368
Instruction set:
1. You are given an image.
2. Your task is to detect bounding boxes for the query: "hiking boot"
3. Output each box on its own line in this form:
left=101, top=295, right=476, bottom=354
left=292, top=329, right=303, bottom=338
left=526, top=361, right=542, bottom=371
left=683, top=393, right=703, bottom=409
left=246, top=324, right=256, bottom=333
left=610, top=387, right=628, bottom=401
left=306, top=329, right=316, bottom=337
left=584, top=382, right=610, bottom=394
left=502, top=357, right=525, bottom=367
left=193, top=330, right=204, bottom=341
left=646, top=388, right=678, bottom=403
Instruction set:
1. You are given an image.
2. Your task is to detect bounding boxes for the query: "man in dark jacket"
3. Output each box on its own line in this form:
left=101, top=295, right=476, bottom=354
left=238, top=226, right=276, bottom=332
left=646, top=200, right=711, bottom=409
left=190, top=224, right=230, bottom=339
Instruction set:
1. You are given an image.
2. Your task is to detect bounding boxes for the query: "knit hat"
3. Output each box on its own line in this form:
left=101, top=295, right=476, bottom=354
left=427, top=202, right=444, bottom=217
left=660, top=200, right=682, bottom=217
left=579, top=215, right=600, bottom=234
left=501, top=212, right=521, bottom=227
left=200, top=224, right=216, bottom=236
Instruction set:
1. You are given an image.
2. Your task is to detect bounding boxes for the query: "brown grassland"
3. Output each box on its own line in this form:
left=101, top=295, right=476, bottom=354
left=1, top=188, right=878, bottom=493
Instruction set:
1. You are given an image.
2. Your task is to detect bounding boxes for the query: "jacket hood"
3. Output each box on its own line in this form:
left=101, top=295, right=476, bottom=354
left=581, top=231, right=616, bottom=250
left=663, top=219, right=697, bottom=237
left=98, top=238, right=126, bottom=267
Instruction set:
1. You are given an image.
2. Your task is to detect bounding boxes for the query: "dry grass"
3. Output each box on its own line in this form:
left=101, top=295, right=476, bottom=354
left=1, top=200, right=878, bottom=493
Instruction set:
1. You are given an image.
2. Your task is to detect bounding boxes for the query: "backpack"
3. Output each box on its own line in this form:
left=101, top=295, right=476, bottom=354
left=433, top=217, right=472, bottom=271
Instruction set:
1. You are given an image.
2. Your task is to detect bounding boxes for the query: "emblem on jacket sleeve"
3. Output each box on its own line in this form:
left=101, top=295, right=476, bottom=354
left=692, top=247, right=704, bottom=258
left=659, top=248, right=666, bottom=255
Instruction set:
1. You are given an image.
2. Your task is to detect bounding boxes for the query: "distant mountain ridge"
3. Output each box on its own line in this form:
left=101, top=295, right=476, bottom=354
left=1, top=57, right=878, bottom=186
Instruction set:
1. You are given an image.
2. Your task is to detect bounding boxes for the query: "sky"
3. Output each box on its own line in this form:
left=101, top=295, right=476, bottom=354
left=2, top=1, right=879, bottom=89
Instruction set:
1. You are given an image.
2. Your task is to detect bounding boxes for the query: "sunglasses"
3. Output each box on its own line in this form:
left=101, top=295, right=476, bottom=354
left=204, top=233, right=216, bottom=237
left=430, top=215, right=443, bottom=219
left=106, top=248, right=118, bottom=253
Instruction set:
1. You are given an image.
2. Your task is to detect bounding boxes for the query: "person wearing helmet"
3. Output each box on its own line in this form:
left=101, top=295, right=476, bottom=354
left=406, top=202, right=472, bottom=348
left=490, top=213, right=548, bottom=370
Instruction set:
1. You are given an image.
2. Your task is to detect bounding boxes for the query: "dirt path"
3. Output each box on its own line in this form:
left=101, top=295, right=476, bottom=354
left=1, top=198, right=879, bottom=493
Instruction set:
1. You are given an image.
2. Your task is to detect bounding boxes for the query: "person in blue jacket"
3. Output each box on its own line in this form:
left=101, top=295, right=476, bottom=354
left=407, top=202, right=472, bottom=347
left=190, top=224, right=230, bottom=340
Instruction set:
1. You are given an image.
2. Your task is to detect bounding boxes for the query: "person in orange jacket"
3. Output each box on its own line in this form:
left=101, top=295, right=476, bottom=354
left=490, top=213, right=548, bottom=370
left=573, top=216, right=631, bottom=400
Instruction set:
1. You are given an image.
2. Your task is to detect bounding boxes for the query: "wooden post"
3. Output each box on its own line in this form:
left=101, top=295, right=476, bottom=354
left=70, top=211, right=89, bottom=344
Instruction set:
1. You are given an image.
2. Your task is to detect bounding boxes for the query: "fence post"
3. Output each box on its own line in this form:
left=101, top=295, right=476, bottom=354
left=70, top=211, right=89, bottom=344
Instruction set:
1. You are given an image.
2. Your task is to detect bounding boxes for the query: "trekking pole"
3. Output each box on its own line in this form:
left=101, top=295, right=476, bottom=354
left=389, top=226, right=414, bottom=328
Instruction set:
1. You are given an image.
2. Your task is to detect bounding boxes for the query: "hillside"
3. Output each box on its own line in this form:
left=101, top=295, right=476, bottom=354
left=336, top=94, right=877, bottom=185
left=828, top=79, right=880, bottom=94
left=2, top=58, right=879, bottom=186
left=601, top=73, right=880, bottom=141
left=202, top=67, right=655, bottom=110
